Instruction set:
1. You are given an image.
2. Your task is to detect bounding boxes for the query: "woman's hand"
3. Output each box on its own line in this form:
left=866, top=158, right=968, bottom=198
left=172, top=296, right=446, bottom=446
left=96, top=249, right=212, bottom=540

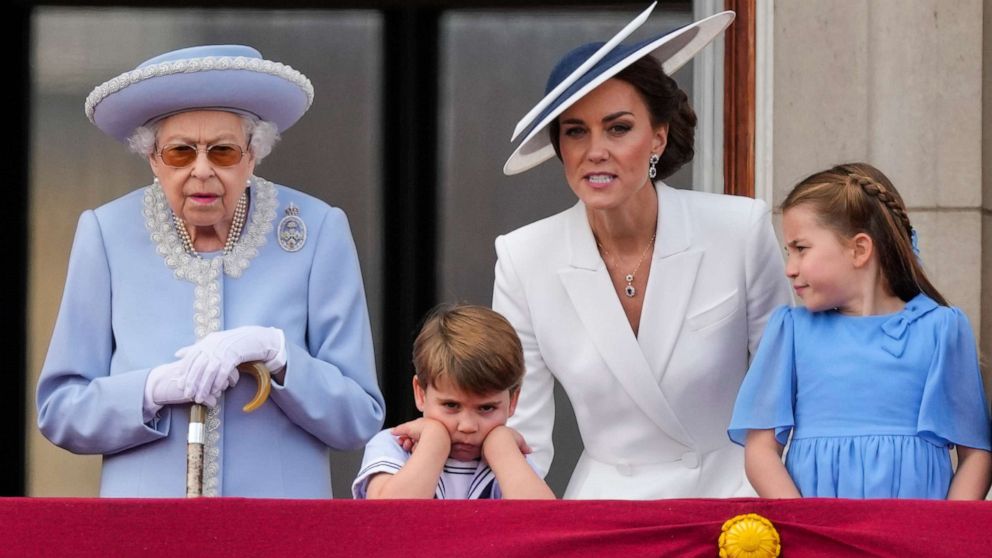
left=174, top=326, right=287, bottom=400
left=142, top=355, right=234, bottom=421
left=146, top=357, right=234, bottom=407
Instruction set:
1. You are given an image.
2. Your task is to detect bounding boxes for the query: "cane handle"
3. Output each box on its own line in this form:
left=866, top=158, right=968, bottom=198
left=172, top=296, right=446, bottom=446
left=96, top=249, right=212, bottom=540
left=237, top=361, right=271, bottom=413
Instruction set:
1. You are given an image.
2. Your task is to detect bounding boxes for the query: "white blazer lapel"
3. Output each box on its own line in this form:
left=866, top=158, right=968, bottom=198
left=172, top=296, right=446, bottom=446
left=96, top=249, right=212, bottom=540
left=638, top=185, right=702, bottom=382
left=557, top=201, right=694, bottom=447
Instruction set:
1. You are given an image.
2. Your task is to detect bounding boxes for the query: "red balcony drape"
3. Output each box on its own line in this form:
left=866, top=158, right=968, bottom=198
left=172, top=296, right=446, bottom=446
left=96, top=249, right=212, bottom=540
left=2, top=497, right=987, bottom=557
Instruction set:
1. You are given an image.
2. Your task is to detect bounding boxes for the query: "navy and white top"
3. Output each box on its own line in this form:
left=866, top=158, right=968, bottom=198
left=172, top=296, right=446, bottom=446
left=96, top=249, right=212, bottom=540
left=352, top=429, right=542, bottom=499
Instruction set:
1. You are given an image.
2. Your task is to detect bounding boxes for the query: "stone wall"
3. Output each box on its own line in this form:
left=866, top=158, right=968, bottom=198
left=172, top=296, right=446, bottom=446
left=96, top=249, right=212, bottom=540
left=774, top=0, right=985, bottom=342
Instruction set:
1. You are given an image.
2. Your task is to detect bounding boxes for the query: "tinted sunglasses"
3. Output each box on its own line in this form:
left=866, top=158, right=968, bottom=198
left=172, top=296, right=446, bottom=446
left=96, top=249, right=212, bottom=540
left=156, top=143, right=247, bottom=168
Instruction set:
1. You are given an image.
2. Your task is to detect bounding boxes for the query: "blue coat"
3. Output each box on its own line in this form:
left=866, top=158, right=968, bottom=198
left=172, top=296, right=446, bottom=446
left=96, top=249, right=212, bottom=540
left=37, top=177, right=385, bottom=498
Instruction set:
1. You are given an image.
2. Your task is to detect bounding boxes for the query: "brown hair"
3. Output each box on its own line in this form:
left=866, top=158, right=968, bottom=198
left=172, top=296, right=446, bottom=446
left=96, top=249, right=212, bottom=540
left=413, top=304, right=524, bottom=395
left=548, top=55, right=697, bottom=181
left=782, top=162, right=947, bottom=306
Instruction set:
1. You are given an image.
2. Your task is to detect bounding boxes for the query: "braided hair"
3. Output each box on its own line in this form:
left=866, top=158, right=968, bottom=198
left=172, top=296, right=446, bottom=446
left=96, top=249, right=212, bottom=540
left=782, top=162, right=947, bottom=306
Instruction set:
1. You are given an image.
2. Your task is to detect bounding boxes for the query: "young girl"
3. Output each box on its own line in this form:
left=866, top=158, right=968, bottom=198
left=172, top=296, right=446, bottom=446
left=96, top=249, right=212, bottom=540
left=729, top=162, right=992, bottom=499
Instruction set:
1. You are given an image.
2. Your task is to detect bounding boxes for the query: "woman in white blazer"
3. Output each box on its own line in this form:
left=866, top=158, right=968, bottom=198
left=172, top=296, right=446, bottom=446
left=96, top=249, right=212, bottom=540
left=494, top=7, right=792, bottom=499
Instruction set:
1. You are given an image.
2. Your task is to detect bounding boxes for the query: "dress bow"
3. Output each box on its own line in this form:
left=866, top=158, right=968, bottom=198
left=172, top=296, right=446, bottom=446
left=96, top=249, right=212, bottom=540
left=880, top=295, right=938, bottom=357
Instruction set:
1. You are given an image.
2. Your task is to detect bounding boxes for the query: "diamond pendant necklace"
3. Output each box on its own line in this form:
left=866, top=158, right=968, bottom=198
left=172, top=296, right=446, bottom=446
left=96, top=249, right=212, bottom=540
left=597, top=232, right=657, bottom=298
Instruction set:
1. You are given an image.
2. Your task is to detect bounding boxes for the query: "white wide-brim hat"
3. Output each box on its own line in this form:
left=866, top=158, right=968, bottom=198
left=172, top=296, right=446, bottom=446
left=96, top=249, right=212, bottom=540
left=504, top=4, right=734, bottom=175
left=85, top=44, right=314, bottom=142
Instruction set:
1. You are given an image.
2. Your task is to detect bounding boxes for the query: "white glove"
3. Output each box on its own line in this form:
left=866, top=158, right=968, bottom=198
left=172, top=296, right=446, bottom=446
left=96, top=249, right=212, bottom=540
left=174, top=326, right=286, bottom=403
left=142, top=356, right=228, bottom=421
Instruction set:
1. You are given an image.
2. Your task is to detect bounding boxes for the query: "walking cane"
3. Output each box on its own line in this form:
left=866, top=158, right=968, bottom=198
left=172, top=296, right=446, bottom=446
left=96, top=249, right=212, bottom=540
left=186, top=361, right=272, bottom=497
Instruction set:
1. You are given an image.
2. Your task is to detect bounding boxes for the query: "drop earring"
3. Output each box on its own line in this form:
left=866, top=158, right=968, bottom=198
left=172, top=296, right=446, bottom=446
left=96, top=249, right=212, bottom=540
left=648, top=153, right=660, bottom=180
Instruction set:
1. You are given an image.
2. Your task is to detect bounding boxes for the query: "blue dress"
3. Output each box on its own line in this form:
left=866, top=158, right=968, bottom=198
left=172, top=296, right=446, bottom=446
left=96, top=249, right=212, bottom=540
left=728, top=294, right=991, bottom=498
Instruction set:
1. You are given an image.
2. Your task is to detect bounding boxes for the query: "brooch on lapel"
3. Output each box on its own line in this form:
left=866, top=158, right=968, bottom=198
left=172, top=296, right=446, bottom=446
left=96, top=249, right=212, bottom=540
left=277, top=203, right=307, bottom=252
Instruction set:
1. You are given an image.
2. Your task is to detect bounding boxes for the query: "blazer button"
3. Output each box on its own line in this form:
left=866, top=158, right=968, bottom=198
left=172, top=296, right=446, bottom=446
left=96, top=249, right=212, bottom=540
left=681, top=451, right=699, bottom=469
left=616, top=462, right=634, bottom=476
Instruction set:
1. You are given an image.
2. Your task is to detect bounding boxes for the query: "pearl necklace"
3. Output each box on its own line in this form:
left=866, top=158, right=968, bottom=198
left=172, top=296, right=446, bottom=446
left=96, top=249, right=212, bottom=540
left=173, top=190, right=249, bottom=257
left=597, top=232, right=657, bottom=298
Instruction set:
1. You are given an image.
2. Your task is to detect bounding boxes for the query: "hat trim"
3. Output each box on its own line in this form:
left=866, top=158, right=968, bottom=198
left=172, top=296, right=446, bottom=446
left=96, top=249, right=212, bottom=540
left=509, top=1, right=657, bottom=142
left=84, top=56, right=314, bottom=123
left=503, top=10, right=734, bottom=175
left=504, top=35, right=681, bottom=176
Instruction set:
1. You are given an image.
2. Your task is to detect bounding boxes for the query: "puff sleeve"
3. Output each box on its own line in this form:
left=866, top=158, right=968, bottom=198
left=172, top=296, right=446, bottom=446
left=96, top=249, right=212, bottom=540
left=728, top=305, right=797, bottom=447
left=917, top=308, right=992, bottom=450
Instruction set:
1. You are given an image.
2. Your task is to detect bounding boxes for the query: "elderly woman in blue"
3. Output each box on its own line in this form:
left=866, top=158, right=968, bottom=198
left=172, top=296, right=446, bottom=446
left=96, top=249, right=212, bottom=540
left=36, top=45, right=385, bottom=498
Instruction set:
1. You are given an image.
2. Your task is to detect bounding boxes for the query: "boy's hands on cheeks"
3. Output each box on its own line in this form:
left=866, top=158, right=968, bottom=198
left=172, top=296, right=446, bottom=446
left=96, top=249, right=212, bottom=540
left=366, top=418, right=451, bottom=499
left=481, top=425, right=532, bottom=459
left=391, top=417, right=451, bottom=454
left=480, top=425, right=555, bottom=499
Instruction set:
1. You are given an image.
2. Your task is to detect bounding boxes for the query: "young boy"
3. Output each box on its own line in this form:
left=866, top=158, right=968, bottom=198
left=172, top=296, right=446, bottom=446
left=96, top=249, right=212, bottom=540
left=352, top=304, right=554, bottom=499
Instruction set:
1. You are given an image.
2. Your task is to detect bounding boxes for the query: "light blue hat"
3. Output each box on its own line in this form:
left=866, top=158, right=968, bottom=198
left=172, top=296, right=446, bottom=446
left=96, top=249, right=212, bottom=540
left=85, top=44, right=314, bottom=142
left=503, top=4, right=734, bottom=175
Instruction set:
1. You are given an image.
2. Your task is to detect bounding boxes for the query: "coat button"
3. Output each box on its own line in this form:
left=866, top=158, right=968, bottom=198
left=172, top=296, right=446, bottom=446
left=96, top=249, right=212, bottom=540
left=681, top=451, right=699, bottom=469
left=616, top=462, right=634, bottom=476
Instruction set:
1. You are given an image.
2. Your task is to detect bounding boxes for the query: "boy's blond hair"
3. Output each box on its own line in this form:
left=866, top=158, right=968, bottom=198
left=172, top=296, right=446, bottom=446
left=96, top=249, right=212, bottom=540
left=413, top=304, right=524, bottom=395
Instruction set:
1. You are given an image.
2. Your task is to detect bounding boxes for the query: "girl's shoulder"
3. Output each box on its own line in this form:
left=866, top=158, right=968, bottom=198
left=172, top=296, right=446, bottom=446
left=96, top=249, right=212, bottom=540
left=851, top=293, right=974, bottom=350
left=761, top=298, right=948, bottom=346
left=768, top=303, right=814, bottom=325
left=786, top=293, right=963, bottom=329
left=758, top=304, right=807, bottom=339
left=898, top=293, right=971, bottom=333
